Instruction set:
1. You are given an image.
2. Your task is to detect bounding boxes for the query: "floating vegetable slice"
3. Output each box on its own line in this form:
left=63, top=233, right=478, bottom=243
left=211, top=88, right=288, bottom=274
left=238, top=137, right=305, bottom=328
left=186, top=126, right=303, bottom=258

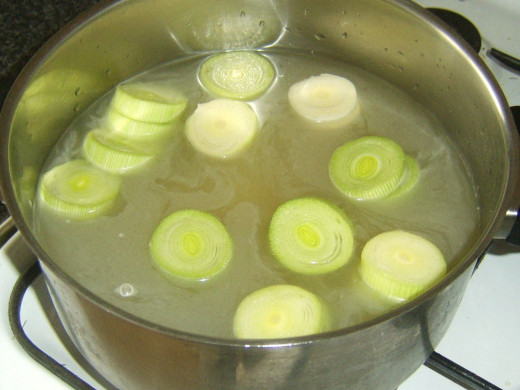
left=83, top=130, right=155, bottom=174
left=106, top=108, right=175, bottom=140
left=360, top=230, right=447, bottom=302
left=185, top=99, right=259, bottom=159
left=233, top=284, right=329, bottom=339
left=389, top=155, right=420, bottom=198
left=198, top=51, right=275, bottom=100
left=149, top=209, right=233, bottom=281
left=269, top=197, right=354, bottom=275
left=329, top=136, right=406, bottom=201
left=288, top=73, right=358, bottom=122
left=39, top=159, right=120, bottom=220
left=111, top=82, right=187, bottom=123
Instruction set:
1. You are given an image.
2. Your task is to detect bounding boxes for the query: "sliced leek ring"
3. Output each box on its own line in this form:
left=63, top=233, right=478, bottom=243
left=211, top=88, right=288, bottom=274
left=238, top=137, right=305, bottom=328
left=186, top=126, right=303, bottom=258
left=388, top=155, right=420, bottom=198
left=185, top=99, right=259, bottom=159
left=83, top=130, right=155, bottom=174
left=233, top=284, right=329, bottom=339
left=111, top=82, right=187, bottom=123
left=39, top=159, right=120, bottom=220
left=199, top=51, right=275, bottom=100
left=288, top=73, right=358, bottom=122
left=106, top=108, right=175, bottom=140
left=360, top=230, right=447, bottom=302
left=149, top=209, right=233, bottom=281
left=329, top=136, right=406, bottom=200
left=269, top=197, right=354, bottom=275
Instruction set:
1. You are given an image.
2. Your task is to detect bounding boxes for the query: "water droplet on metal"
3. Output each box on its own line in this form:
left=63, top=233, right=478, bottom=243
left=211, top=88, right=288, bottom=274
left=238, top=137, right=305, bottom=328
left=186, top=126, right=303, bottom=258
left=74, top=87, right=81, bottom=96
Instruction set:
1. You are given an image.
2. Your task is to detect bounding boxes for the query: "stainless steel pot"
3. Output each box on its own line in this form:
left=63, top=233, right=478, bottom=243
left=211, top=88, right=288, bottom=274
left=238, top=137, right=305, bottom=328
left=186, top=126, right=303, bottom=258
left=1, top=0, right=519, bottom=389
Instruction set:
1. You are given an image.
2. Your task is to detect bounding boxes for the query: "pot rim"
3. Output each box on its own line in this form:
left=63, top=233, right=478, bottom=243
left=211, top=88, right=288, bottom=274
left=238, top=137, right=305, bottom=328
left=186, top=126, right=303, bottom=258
left=1, top=0, right=518, bottom=348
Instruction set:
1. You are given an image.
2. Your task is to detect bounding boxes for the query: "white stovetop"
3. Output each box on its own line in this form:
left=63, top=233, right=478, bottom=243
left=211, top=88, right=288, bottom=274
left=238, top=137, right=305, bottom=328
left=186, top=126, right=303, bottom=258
left=1, top=0, right=520, bottom=389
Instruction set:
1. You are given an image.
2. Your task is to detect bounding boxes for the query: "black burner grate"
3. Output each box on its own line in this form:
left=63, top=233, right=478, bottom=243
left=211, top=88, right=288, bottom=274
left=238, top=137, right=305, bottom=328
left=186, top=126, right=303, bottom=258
left=8, top=260, right=503, bottom=390
left=428, top=8, right=520, bottom=73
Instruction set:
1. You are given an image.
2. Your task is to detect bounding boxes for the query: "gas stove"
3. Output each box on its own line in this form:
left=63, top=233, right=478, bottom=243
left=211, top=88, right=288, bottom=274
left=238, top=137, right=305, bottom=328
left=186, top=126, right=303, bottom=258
left=1, top=0, right=519, bottom=389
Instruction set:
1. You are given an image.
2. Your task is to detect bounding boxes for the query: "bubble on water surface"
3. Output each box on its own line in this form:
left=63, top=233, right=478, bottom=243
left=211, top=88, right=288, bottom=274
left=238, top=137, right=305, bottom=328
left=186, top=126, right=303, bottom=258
left=115, top=283, right=137, bottom=298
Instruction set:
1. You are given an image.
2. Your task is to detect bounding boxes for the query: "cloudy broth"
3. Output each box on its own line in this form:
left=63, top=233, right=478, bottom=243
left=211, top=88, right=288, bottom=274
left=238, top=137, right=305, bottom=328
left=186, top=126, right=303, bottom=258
left=32, top=49, right=480, bottom=338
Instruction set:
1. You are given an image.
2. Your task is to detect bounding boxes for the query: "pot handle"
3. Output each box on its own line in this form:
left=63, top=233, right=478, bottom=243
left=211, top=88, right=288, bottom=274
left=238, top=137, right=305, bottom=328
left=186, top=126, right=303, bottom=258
left=505, top=106, right=520, bottom=246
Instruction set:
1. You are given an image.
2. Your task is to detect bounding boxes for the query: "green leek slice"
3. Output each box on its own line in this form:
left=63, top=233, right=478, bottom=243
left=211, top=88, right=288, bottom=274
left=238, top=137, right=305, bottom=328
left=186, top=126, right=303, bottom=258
left=389, top=155, right=420, bottom=198
left=359, top=230, right=447, bottom=302
left=106, top=108, right=175, bottom=140
left=149, top=209, right=233, bottom=281
left=329, top=136, right=406, bottom=200
left=83, top=130, right=155, bottom=174
left=233, top=284, right=329, bottom=339
left=111, top=82, right=187, bottom=123
left=269, top=197, right=354, bottom=275
left=198, top=51, right=275, bottom=100
left=185, top=99, right=259, bottom=159
left=39, top=159, right=121, bottom=220
left=288, top=73, right=358, bottom=122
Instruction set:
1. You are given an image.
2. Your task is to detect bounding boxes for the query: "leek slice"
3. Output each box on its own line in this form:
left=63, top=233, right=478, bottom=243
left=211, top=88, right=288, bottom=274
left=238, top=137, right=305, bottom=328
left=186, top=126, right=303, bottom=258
left=389, top=155, right=420, bottom=198
left=111, top=82, right=187, bottom=123
left=269, top=197, right=354, bottom=275
left=83, top=130, right=155, bottom=174
left=360, top=230, right=447, bottom=302
left=106, top=108, right=175, bottom=140
left=329, top=136, right=406, bottom=200
left=233, top=284, right=329, bottom=339
left=39, top=159, right=120, bottom=220
left=149, top=209, right=233, bottom=281
left=288, top=73, right=358, bottom=122
left=198, top=51, right=275, bottom=100
left=185, top=99, right=259, bottom=159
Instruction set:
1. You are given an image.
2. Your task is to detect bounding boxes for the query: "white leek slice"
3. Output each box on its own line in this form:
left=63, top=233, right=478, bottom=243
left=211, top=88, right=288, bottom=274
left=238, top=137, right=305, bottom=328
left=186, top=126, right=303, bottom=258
left=288, top=73, right=358, bottom=122
left=149, top=209, right=233, bottom=281
left=269, top=197, right=354, bottom=275
left=39, top=159, right=121, bottom=220
left=83, top=130, right=155, bottom=174
left=199, top=51, right=275, bottom=100
left=111, top=82, right=187, bottom=123
left=360, top=230, right=447, bottom=302
left=233, top=285, right=329, bottom=339
left=185, top=99, right=259, bottom=159
left=329, top=136, right=406, bottom=200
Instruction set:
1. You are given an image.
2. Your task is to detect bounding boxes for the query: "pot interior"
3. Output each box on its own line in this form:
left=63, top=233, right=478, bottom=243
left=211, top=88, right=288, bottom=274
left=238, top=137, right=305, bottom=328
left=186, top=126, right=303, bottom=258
left=1, top=0, right=517, bottom=335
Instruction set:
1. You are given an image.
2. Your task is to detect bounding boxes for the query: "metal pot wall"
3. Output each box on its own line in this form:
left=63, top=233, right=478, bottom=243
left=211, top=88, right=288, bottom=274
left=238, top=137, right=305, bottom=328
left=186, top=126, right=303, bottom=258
left=1, top=0, right=519, bottom=389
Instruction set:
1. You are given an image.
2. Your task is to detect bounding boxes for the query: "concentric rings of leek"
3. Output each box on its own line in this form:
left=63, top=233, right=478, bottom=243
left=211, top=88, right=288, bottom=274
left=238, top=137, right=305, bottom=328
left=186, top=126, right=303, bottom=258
left=199, top=51, right=275, bottom=100
left=39, top=159, right=121, bottom=220
left=233, top=284, right=329, bottom=339
left=149, top=209, right=233, bottom=281
left=360, top=230, right=447, bottom=301
left=269, top=197, right=354, bottom=274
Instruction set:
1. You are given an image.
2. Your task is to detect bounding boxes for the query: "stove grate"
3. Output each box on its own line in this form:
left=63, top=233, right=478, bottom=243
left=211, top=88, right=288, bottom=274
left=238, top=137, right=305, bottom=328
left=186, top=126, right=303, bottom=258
left=8, top=260, right=503, bottom=390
